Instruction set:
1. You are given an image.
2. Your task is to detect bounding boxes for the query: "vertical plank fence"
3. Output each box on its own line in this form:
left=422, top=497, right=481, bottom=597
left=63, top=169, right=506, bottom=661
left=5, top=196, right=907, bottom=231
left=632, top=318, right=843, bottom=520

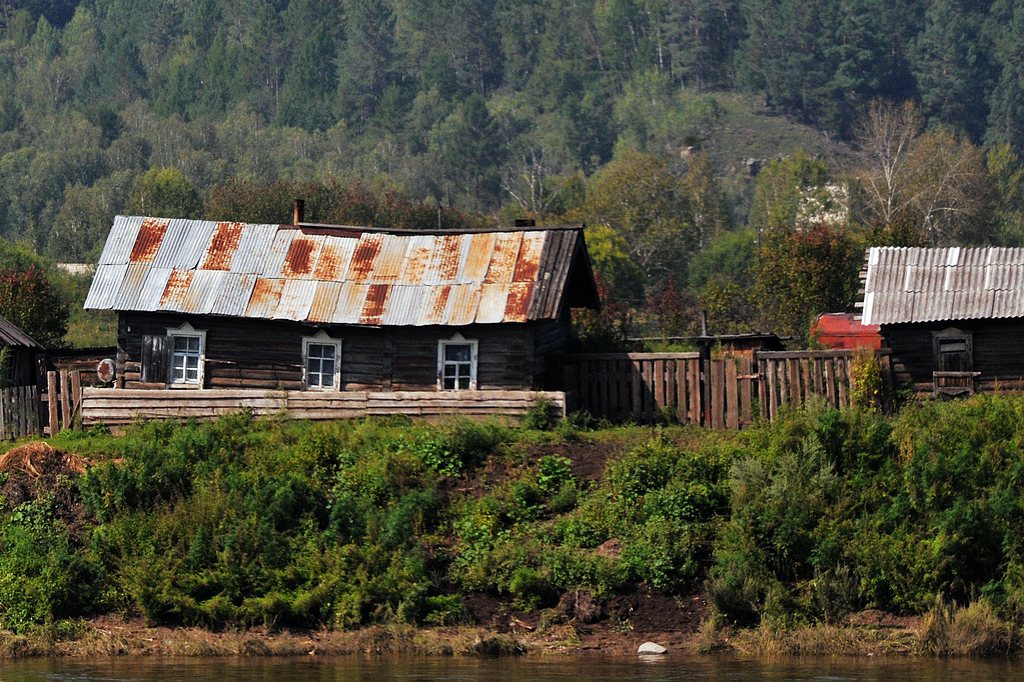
left=0, top=385, right=42, bottom=440
left=757, top=350, right=854, bottom=421
left=41, top=370, right=83, bottom=437
left=564, top=349, right=891, bottom=428
left=562, top=353, right=703, bottom=424
left=708, top=356, right=758, bottom=429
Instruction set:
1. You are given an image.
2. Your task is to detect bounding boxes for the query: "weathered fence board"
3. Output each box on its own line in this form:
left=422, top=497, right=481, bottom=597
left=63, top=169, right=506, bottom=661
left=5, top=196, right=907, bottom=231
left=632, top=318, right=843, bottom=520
left=0, top=385, right=41, bottom=440
left=564, top=349, right=890, bottom=428
left=562, top=353, right=703, bottom=426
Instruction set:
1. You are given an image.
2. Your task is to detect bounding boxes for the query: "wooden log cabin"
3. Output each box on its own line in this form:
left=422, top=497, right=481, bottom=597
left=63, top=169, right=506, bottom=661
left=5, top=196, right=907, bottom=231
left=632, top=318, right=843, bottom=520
left=82, top=214, right=599, bottom=424
left=860, top=246, right=1024, bottom=397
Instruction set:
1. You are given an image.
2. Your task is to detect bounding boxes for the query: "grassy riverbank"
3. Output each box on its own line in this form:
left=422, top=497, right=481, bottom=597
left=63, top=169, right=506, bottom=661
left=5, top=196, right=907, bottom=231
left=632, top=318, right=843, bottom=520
left=1, top=396, right=1024, bottom=657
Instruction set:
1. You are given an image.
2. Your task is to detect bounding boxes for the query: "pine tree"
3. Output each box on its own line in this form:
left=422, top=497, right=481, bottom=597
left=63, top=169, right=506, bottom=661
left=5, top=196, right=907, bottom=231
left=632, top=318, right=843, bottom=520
left=912, top=0, right=993, bottom=140
left=337, top=0, right=397, bottom=125
left=986, top=2, right=1024, bottom=152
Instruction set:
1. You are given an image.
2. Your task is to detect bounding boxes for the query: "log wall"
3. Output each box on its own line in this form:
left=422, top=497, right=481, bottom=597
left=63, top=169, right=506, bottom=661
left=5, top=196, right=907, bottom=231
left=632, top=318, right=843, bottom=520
left=81, top=388, right=566, bottom=427
left=883, top=319, right=1024, bottom=395
left=118, top=313, right=545, bottom=392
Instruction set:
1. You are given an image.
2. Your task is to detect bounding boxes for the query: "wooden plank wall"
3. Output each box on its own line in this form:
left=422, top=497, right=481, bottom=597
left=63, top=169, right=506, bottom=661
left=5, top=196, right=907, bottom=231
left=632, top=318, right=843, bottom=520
left=564, top=350, right=891, bottom=428
left=81, top=388, right=567, bottom=427
left=757, top=350, right=854, bottom=421
left=0, top=385, right=41, bottom=440
left=562, top=353, right=703, bottom=424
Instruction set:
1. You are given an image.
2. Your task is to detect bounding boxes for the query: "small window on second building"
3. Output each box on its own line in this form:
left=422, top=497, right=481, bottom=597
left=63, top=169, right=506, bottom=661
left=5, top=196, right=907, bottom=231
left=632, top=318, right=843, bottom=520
left=303, top=332, right=341, bottom=390
left=438, top=336, right=477, bottom=390
left=933, top=328, right=973, bottom=372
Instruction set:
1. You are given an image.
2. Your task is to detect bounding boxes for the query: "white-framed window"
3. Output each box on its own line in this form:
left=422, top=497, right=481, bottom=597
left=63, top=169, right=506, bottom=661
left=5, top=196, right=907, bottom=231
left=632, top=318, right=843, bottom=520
left=166, top=322, right=206, bottom=387
left=438, top=334, right=478, bottom=390
left=303, top=331, right=342, bottom=390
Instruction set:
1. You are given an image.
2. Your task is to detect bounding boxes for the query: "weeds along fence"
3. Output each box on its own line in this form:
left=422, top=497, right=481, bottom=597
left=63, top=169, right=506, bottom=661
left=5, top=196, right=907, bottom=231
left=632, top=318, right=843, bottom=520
left=562, top=349, right=893, bottom=428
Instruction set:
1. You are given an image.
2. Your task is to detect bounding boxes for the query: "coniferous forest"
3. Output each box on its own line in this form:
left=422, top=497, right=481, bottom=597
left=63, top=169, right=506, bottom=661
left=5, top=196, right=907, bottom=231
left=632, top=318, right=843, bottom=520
left=4, top=0, right=1024, bottom=342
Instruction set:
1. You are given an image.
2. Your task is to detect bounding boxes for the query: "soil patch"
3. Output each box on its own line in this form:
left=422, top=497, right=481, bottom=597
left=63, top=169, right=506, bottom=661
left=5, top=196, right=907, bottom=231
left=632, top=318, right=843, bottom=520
left=522, top=439, right=622, bottom=482
left=0, top=441, right=92, bottom=533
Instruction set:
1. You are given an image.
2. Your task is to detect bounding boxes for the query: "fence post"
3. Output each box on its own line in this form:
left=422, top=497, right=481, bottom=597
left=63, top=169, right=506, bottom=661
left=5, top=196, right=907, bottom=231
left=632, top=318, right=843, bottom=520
left=46, top=370, right=58, bottom=436
left=59, top=369, right=71, bottom=431
left=71, top=370, right=82, bottom=427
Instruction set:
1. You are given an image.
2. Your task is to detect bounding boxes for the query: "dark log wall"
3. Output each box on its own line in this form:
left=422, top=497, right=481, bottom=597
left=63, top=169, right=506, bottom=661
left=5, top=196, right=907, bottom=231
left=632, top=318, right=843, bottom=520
left=883, top=319, right=1024, bottom=393
left=118, top=313, right=544, bottom=391
left=532, top=313, right=574, bottom=388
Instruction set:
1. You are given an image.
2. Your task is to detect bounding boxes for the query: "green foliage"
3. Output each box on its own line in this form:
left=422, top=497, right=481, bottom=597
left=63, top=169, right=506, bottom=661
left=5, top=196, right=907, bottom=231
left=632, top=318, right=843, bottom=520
left=0, top=263, right=69, bottom=347
left=752, top=224, right=863, bottom=342
left=849, top=347, right=884, bottom=410
left=747, top=151, right=832, bottom=236
left=125, top=167, right=202, bottom=219
left=10, top=395, right=1024, bottom=636
left=0, top=498, right=99, bottom=633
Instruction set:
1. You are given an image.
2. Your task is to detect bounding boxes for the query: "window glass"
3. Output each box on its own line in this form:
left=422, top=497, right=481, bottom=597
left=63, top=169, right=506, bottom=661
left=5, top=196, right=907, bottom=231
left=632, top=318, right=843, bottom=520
left=937, top=336, right=970, bottom=372
left=170, top=334, right=202, bottom=384
left=441, top=342, right=473, bottom=390
left=306, top=342, right=338, bottom=389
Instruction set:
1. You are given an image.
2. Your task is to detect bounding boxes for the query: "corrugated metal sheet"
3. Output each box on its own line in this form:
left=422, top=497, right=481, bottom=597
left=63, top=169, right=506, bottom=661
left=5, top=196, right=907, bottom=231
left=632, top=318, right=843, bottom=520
left=160, top=270, right=194, bottom=312
left=137, top=268, right=174, bottom=311
left=85, top=215, right=598, bottom=326
left=274, top=279, right=316, bottom=320
left=381, top=286, right=424, bottom=326
left=114, top=263, right=151, bottom=310
left=245, top=278, right=284, bottom=319
left=308, top=282, right=343, bottom=323
left=476, top=283, right=510, bottom=324
left=862, top=246, right=1024, bottom=325
left=314, top=236, right=355, bottom=281
left=348, top=233, right=384, bottom=283
left=183, top=270, right=226, bottom=315
left=262, top=230, right=297, bottom=278
left=98, top=216, right=143, bottom=266
left=280, top=234, right=324, bottom=279
left=200, top=222, right=245, bottom=271
left=211, top=273, right=257, bottom=317
left=129, top=218, right=169, bottom=263
left=84, top=263, right=129, bottom=309
left=230, top=223, right=277, bottom=273
left=333, top=282, right=370, bottom=324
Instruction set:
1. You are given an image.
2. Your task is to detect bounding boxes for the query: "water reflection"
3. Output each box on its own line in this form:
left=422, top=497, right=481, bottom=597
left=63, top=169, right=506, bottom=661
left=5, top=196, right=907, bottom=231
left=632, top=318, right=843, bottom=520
left=1, top=656, right=1022, bottom=682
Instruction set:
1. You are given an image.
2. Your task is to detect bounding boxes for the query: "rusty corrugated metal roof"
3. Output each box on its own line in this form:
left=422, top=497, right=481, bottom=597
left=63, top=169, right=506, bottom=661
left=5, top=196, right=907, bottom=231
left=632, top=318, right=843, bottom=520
left=85, top=216, right=598, bottom=326
left=862, top=246, right=1024, bottom=325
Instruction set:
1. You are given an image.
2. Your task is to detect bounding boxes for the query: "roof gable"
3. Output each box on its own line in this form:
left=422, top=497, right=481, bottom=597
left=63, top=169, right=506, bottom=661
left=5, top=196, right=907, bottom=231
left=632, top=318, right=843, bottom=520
left=861, top=246, right=1024, bottom=325
left=86, top=217, right=599, bottom=326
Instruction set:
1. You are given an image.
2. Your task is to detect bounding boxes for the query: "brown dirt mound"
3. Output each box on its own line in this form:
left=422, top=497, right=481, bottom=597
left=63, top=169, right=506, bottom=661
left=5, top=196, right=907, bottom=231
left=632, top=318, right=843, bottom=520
left=0, top=441, right=92, bottom=531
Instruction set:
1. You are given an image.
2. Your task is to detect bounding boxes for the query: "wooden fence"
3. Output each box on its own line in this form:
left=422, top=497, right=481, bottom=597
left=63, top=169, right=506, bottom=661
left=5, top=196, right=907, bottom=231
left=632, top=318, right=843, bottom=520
left=562, top=353, right=703, bottom=424
left=0, top=385, right=42, bottom=440
left=564, top=349, right=891, bottom=428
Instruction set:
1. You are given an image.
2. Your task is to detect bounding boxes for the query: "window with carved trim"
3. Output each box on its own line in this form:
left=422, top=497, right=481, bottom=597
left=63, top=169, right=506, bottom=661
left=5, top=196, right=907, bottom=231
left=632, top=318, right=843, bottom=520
left=165, top=322, right=206, bottom=388
left=303, top=332, right=342, bottom=390
left=438, top=335, right=477, bottom=390
left=933, top=328, right=973, bottom=372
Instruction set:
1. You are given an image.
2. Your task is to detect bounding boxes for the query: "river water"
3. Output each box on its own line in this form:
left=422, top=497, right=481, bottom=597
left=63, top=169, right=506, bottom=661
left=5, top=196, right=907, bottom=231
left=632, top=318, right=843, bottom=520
left=1, top=656, right=1022, bottom=681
